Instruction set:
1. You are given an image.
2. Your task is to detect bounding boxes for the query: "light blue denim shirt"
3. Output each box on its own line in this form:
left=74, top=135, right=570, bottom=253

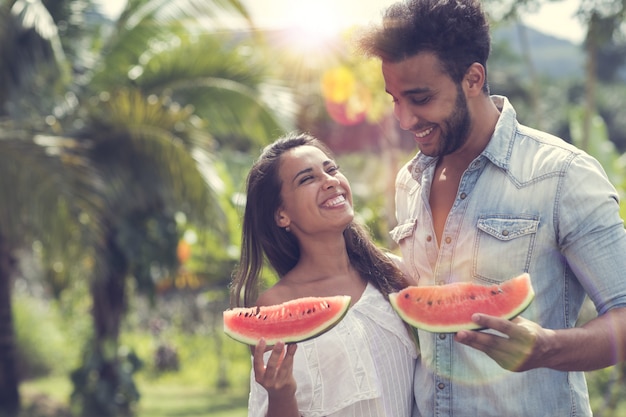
left=391, top=96, right=626, bottom=417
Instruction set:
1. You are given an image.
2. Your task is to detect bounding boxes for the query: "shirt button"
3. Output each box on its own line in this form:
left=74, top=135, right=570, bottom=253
left=438, top=333, right=446, bottom=340
left=438, top=383, right=445, bottom=390
left=460, top=192, right=467, bottom=199
left=445, top=237, right=452, bottom=244
left=502, top=230, right=509, bottom=237
left=426, top=235, right=432, bottom=242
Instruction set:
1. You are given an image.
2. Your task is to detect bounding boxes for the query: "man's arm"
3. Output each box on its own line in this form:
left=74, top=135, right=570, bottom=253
left=454, top=306, right=626, bottom=372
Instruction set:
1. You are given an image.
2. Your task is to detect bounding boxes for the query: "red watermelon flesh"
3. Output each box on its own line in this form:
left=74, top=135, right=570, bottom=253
left=389, top=273, right=534, bottom=333
left=223, top=295, right=351, bottom=346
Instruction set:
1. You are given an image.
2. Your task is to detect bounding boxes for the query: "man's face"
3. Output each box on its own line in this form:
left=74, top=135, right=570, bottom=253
left=382, top=51, right=471, bottom=157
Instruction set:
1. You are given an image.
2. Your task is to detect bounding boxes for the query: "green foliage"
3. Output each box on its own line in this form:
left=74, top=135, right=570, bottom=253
left=121, top=329, right=250, bottom=390
left=13, top=293, right=80, bottom=379
left=69, top=340, right=143, bottom=417
left=116, top=210, right=180, bottom=299
left=587, top=364, right=626, bottom=417
left=568, top=104, right=626, bottom=219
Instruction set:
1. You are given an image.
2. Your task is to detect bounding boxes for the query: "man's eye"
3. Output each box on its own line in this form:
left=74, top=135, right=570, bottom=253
left=411, top=96, right=431, bottom=105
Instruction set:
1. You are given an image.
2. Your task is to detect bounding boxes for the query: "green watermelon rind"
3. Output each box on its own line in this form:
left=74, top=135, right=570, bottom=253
left=389, top=273, right=535, bottom=333
left=223, top=295, right=351, bottom=346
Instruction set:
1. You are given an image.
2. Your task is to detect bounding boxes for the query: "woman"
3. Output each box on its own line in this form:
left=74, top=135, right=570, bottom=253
left=230, top=132, right=417, bottom=417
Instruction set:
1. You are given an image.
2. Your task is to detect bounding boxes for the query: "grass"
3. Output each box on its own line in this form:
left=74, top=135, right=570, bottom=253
left=19, top=329, right=253, bottom=417
left=21, top=376, right=248, bottom=417
left=22, top=366, right=626, bottom=417
left=136, top=384, right=247, bottom=417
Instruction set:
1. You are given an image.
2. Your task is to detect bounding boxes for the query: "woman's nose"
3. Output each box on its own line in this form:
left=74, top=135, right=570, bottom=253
left=323, top=174, right=340, bottom=188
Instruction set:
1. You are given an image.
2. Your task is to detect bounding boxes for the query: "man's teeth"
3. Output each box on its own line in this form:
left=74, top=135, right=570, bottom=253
left=324, top=195, right=345, bottom=207
left=415, top=127, right=434, bottom=138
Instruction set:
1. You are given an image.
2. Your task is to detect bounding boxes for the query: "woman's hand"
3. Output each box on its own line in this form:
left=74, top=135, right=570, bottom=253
left=253, top=338, right=299, bottom=416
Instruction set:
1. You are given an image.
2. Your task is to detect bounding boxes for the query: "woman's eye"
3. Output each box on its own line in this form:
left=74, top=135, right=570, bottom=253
left=299, top=176, right=313, bottom=184
left=327, top=165, right=339, bottom=174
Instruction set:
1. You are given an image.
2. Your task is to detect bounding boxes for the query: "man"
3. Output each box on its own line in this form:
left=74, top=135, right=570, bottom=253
left=358, top=0, right=626, bottom=415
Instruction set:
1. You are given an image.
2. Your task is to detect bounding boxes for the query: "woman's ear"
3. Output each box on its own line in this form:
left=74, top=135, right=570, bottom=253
left=275, top=209, right=290, bottom=228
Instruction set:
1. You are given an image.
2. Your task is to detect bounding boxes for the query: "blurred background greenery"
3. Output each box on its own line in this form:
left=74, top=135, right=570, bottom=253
left=1, top=0, right=626, bottom=416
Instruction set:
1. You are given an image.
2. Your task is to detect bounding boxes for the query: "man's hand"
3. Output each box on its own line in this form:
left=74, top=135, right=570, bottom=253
left=454, top=314, right=556, bottom=372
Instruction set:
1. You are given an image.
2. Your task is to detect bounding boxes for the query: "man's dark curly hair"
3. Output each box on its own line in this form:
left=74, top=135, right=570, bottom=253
left=357, top=0, right=491, bottom=93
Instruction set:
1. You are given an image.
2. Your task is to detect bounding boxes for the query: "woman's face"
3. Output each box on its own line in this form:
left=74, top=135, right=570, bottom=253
left=274, top=145, right=354, bottom=236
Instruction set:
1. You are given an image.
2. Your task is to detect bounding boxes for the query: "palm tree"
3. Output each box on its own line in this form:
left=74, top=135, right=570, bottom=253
left=0, top=0, right=290, bottom=414
left=0, top=1, right=105, bottom=414
left=0, top=125, right=104, bottom=416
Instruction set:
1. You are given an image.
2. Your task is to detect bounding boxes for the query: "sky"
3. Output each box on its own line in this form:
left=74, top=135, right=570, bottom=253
left=241, top=0, right=585, bottom=44
left=98, top=0, right=585, bottom=44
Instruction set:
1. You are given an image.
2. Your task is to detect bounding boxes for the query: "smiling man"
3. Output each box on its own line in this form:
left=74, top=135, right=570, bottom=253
left=358, top=0, right=626, bottom=416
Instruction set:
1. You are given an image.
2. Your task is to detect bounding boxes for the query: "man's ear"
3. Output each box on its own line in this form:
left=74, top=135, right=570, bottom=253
left=464, top=63, right=486, bottom=97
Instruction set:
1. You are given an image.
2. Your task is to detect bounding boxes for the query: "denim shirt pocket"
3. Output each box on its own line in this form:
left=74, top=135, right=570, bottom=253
left=474, top=215, right=539, bottom=283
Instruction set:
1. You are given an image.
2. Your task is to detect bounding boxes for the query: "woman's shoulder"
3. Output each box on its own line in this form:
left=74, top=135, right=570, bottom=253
left=255, top=283, right=293, bottom=307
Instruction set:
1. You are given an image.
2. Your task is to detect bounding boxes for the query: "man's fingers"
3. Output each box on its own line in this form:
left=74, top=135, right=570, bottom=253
left=472, top=313, right=517, bottom=335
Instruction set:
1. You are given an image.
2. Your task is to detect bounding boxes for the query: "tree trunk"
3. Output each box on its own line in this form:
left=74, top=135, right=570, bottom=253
left=91, top=231, right=128, bottom=345
left=0, top=233, right=20, bottom=416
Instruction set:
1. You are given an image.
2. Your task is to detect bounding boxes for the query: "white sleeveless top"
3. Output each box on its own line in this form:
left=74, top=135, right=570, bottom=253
left=248, top=283, right=418, bottom=417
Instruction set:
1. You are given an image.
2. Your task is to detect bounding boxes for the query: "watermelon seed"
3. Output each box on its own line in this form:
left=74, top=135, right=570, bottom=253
left=404, top=293, right=410, bottom=299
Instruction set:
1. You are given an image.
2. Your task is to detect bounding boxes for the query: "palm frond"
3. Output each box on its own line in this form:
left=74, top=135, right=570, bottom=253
left=11, top=0, right=65, bottom=62
left=0, top=125, right=108, bottom=280
left=95, top=0, right=253, bottom=87
left=84, top=88, right=228, bottom=234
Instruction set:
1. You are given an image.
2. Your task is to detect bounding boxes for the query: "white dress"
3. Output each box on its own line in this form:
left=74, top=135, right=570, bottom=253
left=247, top=283, right=418, bottom=417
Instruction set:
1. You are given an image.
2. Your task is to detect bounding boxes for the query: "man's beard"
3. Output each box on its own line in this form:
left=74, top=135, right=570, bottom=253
left=435, top=84, right=472, bottom=157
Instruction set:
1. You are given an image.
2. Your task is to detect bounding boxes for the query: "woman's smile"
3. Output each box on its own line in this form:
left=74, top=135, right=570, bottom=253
left=322, top=194, right=347, bottom=208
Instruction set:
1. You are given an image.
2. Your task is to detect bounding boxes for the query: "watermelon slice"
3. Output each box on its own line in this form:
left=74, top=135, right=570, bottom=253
left=223, top=295, right=351, bottom=346
left=389, top=273, right=535, bottom=333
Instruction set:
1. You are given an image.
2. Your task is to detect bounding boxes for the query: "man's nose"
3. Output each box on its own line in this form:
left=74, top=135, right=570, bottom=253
left=394, top=103, right=419, bottom=131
